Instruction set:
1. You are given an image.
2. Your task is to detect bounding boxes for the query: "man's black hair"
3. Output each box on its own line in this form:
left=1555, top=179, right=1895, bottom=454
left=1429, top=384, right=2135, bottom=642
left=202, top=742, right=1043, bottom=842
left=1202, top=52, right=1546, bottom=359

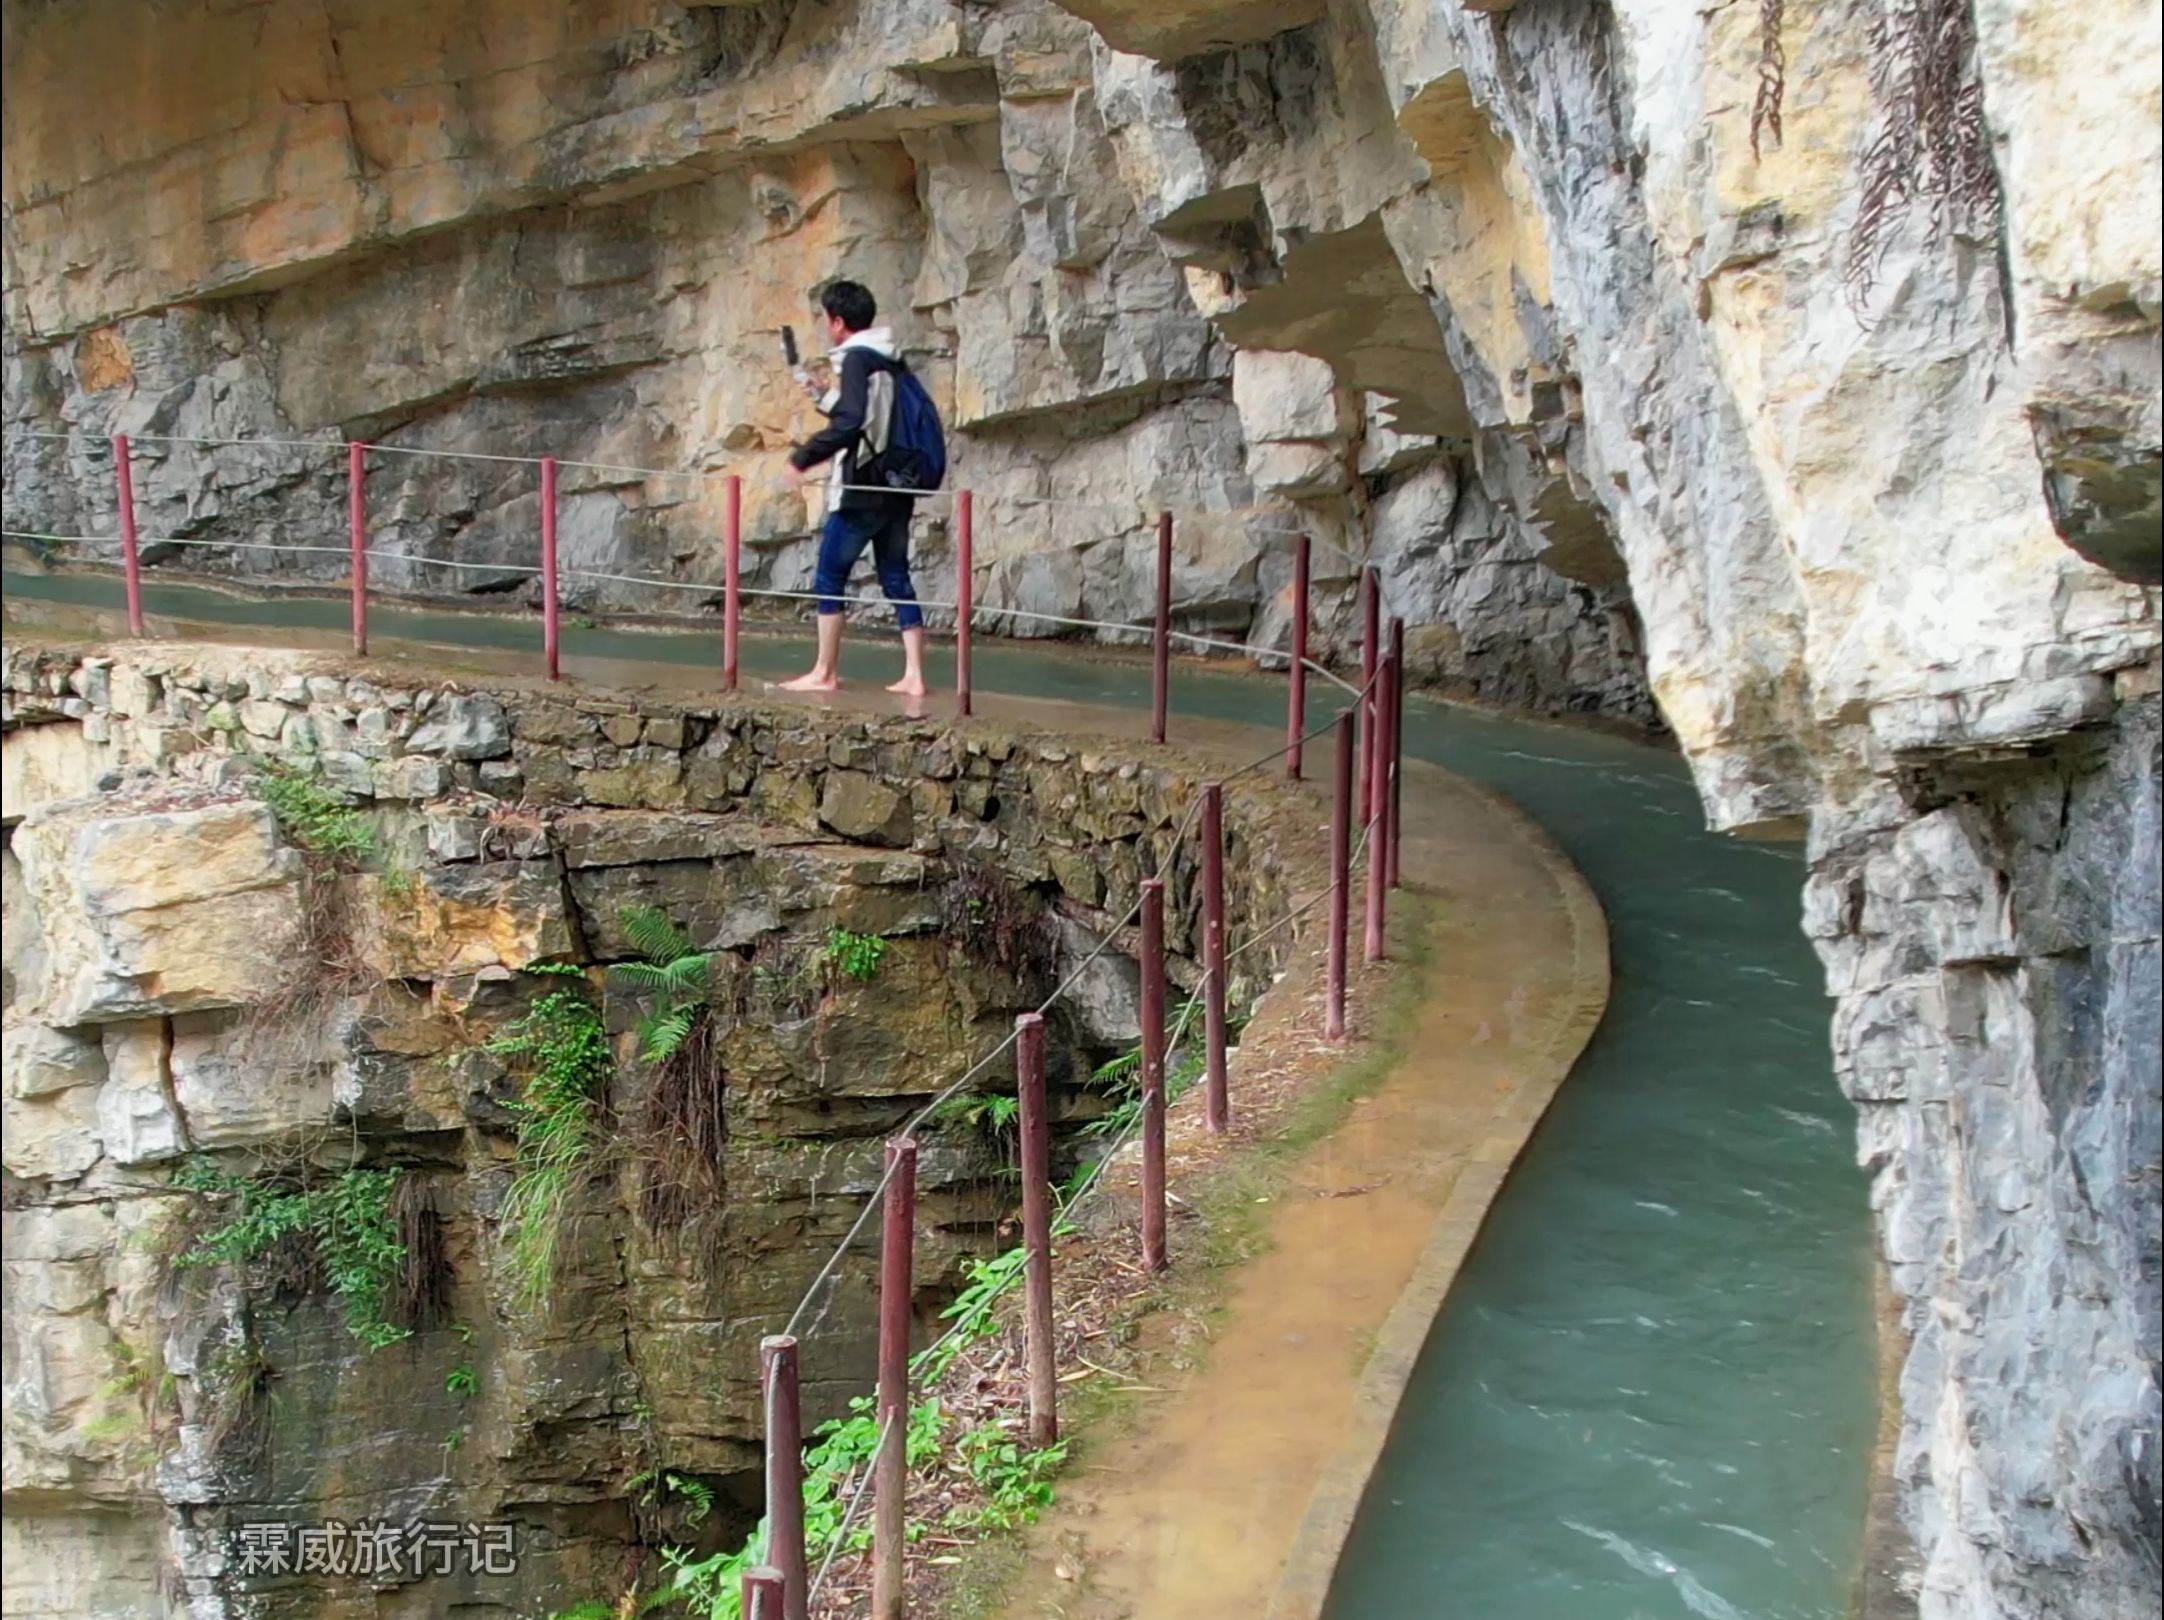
left=819, top=280, right=877, bottom=332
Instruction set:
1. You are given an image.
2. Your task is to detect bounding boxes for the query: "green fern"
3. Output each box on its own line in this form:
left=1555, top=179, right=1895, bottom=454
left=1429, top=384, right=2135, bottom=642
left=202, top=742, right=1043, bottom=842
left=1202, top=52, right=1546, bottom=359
left=606, top=907, right=715, bottom=1066
left=621, top=904, right=695, bottom=965
left=607, top=961, right=674, bottom=993
left=639, top=1005, right=696, bottom=1065
left=930, top=1090, right=1021, bottom=1142
left=1093, top=1048, right=1142, bottom=1087
left=630, top=1467, right=717, bottom=1527
left=610, top=908, right=718, bottom=1059
left=1082, top=998, right=1218, bottom=1141
left=611, top=955, right=712, bottom=997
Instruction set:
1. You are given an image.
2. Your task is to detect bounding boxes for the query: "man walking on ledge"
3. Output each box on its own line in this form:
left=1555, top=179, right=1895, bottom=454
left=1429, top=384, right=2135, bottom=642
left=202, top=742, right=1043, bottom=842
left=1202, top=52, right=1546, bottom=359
left=780, top=281, right=931, bottom=697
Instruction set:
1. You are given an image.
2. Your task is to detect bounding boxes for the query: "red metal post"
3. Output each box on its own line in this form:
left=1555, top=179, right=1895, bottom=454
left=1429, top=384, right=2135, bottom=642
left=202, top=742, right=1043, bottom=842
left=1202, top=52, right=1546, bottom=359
left=1365, top=651, right=1393, bottom=965
left=760, top=1335, right=807, bottom=1620
left=1286, top=533, right=1310, bottom=779
left=345, top=441, right=368, bottom=655
left=1015, top=1012, right=1058, bottom=1445
left=956, top=490, right=974, bottom=719
left=1151, top=510, right=1172, bottom=744
left=724, top=473, right=743, bottom=691
left=741, top=1566, right=786, bottom=1620
left=1389, top=617, right=1406, bottom=891
left=540, top=456, right=561, bottom=681
left=1201, top=782, right=1229, bottom=1134
left=873, top=1135, right=917, bottom=1620
left=111, top=434, right=144, bottom=637
left=1139, top=878, right=1168, bottom=1270
left=1355, top=567, right=1378, bottom=822
left=1327, top=710, right=1353, bottom=1041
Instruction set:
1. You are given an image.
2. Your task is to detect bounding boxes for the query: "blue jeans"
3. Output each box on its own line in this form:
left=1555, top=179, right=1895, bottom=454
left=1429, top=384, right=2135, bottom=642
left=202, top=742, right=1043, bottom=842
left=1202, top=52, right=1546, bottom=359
left=813, top=504, right=922, bottom=629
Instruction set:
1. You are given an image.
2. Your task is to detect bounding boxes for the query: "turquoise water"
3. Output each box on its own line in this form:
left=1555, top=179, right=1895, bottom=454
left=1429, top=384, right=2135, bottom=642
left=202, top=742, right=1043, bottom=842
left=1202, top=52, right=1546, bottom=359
left=1322, top=711, right=1877, bottom=1620
left=1, top=569, right=1878, bottom=1617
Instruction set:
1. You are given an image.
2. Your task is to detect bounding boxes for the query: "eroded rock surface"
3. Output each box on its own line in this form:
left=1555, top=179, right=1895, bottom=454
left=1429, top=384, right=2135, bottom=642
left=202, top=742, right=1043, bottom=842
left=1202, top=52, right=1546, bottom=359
left=0, top=0, right=1656, bottom=731
left=12, top=799, right=304, bottom=1027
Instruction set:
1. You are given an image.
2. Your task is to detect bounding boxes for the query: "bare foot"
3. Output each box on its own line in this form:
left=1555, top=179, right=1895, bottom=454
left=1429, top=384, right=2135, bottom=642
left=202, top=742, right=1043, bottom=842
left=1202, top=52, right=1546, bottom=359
left=779, top=669, right=841, bottom=693
left=886, top=675, right=928, bottom=698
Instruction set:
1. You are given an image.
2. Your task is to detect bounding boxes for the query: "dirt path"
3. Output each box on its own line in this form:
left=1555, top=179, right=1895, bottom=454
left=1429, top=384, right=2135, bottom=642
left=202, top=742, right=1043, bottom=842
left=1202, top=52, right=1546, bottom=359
left=984, top=756, right=1609, bottom=1620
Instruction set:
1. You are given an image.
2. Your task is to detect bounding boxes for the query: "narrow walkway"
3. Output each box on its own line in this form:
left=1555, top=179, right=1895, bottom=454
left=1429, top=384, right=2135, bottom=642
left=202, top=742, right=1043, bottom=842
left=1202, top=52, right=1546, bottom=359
left=986, top=756, right=1607, bottom=1620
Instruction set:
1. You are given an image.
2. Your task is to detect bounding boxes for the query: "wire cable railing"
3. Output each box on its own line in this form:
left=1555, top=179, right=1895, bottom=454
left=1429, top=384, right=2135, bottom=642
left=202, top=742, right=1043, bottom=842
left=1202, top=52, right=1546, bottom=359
left=0, top=524, right=1364, bottom=697
left=770, top=684, right=1392, bottom=1614
left=7, top=423, right=1266, bottom=503
left=776, top=667, right=1376, bottom=1342
left=6, top=416, right=1410, bottom=1620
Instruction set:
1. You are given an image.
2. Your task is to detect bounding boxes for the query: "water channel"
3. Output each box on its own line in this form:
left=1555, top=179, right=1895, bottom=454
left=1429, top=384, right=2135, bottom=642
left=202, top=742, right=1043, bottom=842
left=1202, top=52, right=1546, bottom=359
left=2, top=568, right=1880, bottom=1618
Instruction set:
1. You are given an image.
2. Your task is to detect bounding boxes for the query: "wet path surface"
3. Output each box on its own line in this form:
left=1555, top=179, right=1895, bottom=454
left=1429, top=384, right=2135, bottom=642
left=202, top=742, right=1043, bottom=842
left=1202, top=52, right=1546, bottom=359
left=984, top=736, right=1611, bottom=1620
left=2, top=569, right=1878, bottom=1617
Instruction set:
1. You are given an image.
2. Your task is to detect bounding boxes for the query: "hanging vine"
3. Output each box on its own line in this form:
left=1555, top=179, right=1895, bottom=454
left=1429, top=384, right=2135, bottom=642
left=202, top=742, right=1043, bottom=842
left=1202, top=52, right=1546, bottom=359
left=1751, top=0, right=1787, bottom=159
left=1847, top=0, right=2003, bottom=311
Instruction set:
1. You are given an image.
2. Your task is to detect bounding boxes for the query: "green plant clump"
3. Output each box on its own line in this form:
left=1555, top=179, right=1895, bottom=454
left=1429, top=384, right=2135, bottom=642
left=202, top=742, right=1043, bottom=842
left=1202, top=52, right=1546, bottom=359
left=172, top=1161, right=411, bottom=1350
left=630, top=904, right=1437, bottom=1620
left=928, top=1089, right=1022, bottom=1164
left=819, top=926, right=887, bottom=983
left=609, top=906, right=716, bottom=1064
left=651, top=1394, right=948, bottom=1619
left=650, top=1288, right=1078, bottom=1617
left=628, top=1467, right=716, bottom=1527
left=918, top=1248, right=1028, bottom=1383
left=488, top=965, right=613, bottom=1309
left=253, top=761, right=378, bottom=865
left=1080, top=996, right=1219, bottom=1148
left=953, top=1422, right=1067, bottom=1532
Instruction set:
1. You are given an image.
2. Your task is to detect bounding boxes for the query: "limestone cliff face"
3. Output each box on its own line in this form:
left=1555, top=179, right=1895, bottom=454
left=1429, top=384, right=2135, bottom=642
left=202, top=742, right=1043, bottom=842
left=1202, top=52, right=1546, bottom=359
left=1310, top=7, right=2155, bottom=1615
left=0, top=0, right=1654, bottom=729
left=4, top=2, right=2161, bottom=1617
left=1037, top=2, right=2163, bottom=1612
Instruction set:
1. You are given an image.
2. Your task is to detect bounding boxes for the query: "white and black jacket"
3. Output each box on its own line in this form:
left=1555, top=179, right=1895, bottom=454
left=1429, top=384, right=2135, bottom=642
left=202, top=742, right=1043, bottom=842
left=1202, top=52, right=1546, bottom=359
left=787, top=326, right=908, bottom=517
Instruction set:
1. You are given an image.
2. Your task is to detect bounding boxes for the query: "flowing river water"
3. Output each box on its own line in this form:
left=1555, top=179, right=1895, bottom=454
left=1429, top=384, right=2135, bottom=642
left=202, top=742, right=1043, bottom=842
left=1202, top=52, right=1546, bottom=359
left=1, top=568, right=1880, bottom=1618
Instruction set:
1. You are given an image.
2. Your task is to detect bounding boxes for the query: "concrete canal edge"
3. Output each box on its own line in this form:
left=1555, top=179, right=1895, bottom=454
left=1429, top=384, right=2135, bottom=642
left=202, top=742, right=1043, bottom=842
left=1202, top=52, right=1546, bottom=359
left=1266, top=774, right=1612, bottom=1620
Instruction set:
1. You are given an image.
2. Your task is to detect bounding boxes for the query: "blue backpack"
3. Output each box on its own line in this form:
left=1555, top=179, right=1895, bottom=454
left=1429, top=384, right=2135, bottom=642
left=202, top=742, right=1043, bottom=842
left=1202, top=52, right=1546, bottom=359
left=872, top=360, right=946, bottom=494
